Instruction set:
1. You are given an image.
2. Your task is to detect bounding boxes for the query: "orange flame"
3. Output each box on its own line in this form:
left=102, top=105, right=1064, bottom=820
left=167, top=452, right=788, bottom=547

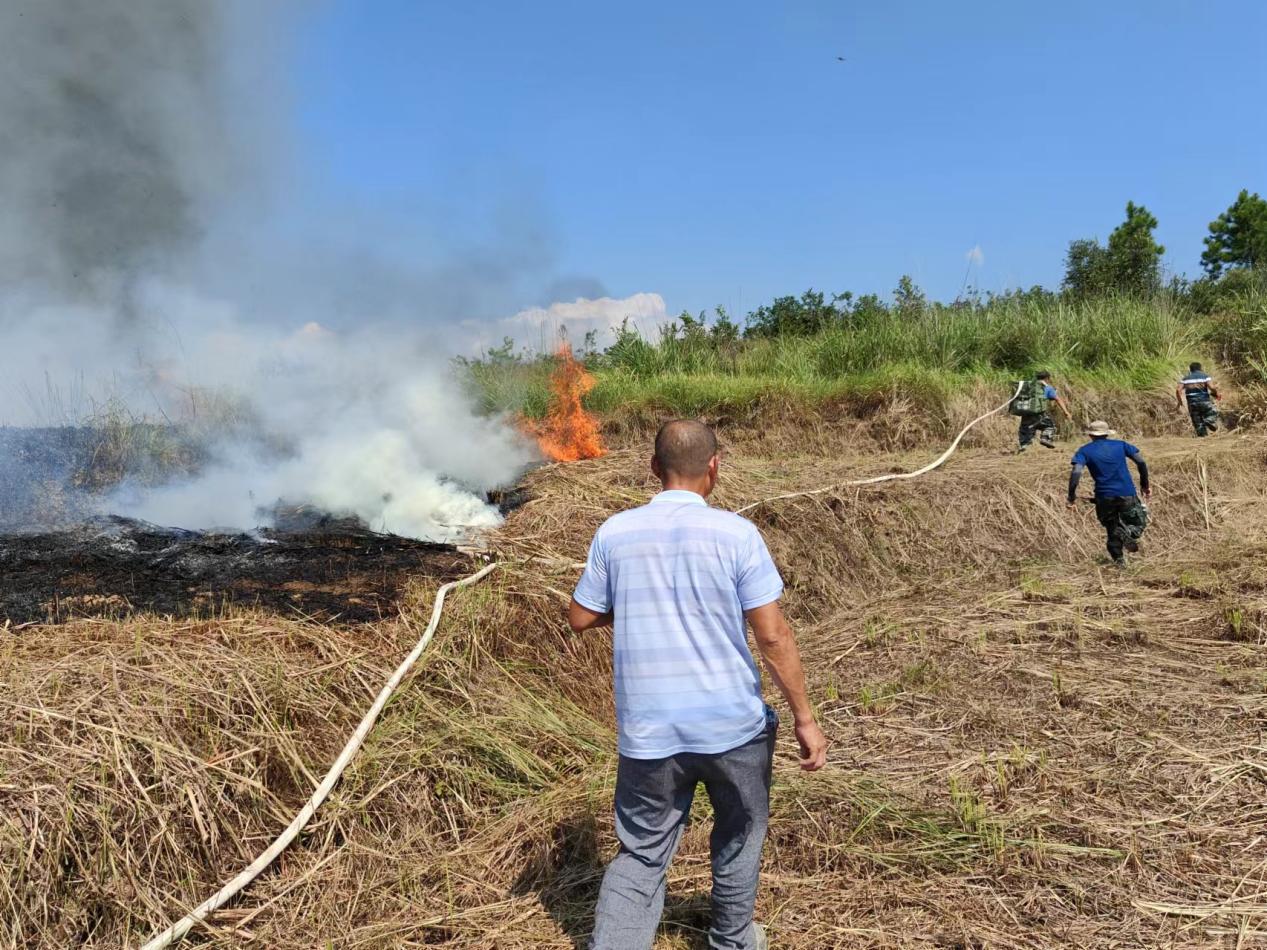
left=530, top=344, right=606, bottom=462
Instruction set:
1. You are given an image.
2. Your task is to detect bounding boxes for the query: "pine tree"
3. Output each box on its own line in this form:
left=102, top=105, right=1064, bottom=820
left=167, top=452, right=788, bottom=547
left=1063, top=202, right=1164, bottom=298
left=1104, top=202, right=1165, bottom=297
left=1201, top=190, right=1267, bottom=277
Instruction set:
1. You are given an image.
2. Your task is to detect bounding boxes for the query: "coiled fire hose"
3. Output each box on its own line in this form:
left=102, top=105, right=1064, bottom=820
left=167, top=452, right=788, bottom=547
left=142, top=383, right=1023, bottom=946
left=140, top=563, right=498, bottom=950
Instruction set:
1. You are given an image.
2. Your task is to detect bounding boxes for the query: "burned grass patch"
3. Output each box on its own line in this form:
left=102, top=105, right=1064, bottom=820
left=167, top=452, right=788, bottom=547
left=0, top=515, right=467, bottom=625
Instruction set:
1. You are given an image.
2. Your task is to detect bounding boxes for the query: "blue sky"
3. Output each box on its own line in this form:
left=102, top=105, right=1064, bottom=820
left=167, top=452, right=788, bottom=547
left=290, top=0, right=1265, bottom=323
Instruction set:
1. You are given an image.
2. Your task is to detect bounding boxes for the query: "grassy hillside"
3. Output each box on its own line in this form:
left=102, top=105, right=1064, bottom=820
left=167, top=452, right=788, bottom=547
left=464, top=288, right=1267, bottom=422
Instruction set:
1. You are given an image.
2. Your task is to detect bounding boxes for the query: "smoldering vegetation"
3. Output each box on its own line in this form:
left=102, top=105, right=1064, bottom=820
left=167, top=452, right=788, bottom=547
left=0, top=1, right=537, bottom=542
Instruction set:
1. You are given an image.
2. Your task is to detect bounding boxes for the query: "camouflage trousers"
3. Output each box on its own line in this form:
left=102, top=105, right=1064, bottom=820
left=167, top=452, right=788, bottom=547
left=1094, top=496, right=1148, bottom=560
left=1188, top=401, right=1219, bottom=437
left=1018, top=413, right=1056, bottom=449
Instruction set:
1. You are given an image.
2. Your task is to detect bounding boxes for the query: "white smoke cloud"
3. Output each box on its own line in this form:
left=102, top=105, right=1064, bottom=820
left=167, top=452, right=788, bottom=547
left=468, top=292, right=670, bottom=354
left=0, top=280, right=535, bottom=540
left=966, top=245, right=986, bottom=267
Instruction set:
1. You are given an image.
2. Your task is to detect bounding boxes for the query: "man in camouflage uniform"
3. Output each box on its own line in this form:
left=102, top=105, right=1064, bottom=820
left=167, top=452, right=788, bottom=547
left=1017, top=371, right=1072, bottom=452
left=1176, top=362, right=1221, bottom=437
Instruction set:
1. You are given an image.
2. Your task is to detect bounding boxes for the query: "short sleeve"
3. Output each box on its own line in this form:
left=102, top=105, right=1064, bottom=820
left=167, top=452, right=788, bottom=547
left=1045, top=385, right=1058, bottom=399
left=1071, top=448, right=1086, bottom=467
left=1124, top=442, right=1141, bottom=459
left=736, top=527, right=784, bottom=611
left=573, top=529, right=612, bottom=613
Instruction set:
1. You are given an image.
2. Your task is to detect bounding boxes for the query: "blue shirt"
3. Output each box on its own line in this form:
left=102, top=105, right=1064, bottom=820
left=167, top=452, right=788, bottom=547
left=573, top=489, right=784, bottom=759
left=1043, top=384, right=1058, bottom=400
left=1071, top=439, right=1141, bottom=498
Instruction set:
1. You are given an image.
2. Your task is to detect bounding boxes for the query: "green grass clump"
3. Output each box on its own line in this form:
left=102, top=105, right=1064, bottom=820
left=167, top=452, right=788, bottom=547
left=460, top=352, right=556, bottom=417
left=1209, top=283, right=1267, bottom=383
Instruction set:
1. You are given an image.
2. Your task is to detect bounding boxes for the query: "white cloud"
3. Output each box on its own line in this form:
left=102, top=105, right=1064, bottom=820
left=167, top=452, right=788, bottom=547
left=965, top=245, right=985, bottom=267
left=466, top=292, right=671, bottom=354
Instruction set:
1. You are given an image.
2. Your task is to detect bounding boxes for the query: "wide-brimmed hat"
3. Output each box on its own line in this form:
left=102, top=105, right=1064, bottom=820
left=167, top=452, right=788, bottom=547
left=1085, top=420, right=1116, bottom=437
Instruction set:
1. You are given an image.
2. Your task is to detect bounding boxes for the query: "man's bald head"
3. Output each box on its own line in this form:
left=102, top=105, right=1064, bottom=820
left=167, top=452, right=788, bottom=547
left=654, top=419, right=718, bottom=480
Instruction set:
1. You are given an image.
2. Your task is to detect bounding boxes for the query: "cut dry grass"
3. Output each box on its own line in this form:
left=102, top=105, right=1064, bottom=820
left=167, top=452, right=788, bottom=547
left=4, top=429, right=1267, bottom=947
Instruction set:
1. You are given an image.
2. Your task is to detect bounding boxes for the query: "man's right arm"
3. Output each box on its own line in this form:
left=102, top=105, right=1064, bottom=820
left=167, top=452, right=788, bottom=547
left=745, top=601, right=828, bottom=771
left=1067, top=463, right=1084, bottom=508
left=1176, top=382, right=1186, bottom=410
left=568, top=599, right=612, bottom=632
left=570, top=528, right=612, bottom=631
left=1068, top=448, right=1086, bottom=508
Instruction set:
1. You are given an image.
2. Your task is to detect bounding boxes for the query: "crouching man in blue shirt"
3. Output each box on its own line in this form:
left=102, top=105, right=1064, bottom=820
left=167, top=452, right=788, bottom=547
left=1067, top=420, right=1151, bottom=568
left=569, top=419, right=828, bottom=950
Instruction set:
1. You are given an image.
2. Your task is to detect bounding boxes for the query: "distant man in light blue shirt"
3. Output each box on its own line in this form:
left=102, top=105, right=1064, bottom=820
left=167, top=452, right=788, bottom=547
left=569, top=419, right=827, bottom=950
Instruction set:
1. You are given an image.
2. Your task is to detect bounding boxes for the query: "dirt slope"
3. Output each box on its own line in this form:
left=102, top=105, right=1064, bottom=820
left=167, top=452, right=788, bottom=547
left=3, top=428, right=1266, bottom=948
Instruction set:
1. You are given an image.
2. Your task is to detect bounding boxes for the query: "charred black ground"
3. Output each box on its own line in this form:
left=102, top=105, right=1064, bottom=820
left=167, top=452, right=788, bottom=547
left=0, top=425, right=528, bottom=625
left=0, top=515, right=468, bottom=625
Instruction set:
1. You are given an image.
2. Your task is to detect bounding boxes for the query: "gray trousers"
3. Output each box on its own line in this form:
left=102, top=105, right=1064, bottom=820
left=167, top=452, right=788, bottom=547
left=589, top=723, right=776, bottom=950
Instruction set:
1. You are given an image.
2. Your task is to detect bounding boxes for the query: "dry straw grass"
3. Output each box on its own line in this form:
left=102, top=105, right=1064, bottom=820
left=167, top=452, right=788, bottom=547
left=4, top=418, right=1267, bottom=947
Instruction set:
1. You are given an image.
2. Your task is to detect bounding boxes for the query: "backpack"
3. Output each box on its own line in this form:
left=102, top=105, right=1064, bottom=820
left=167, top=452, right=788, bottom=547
left=1009, top=378, right=1048, bottom=416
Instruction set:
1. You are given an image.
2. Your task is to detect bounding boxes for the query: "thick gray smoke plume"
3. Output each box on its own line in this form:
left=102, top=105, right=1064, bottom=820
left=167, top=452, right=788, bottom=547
left=0, top=0, right=224, bottom=297
left=0, top=1, right=535, bottom=540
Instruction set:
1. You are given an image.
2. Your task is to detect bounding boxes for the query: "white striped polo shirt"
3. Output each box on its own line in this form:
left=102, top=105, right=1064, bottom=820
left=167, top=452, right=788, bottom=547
left=1181, top=372, right=1214, bottom=402
left=573, top=489, right=784, bottom=759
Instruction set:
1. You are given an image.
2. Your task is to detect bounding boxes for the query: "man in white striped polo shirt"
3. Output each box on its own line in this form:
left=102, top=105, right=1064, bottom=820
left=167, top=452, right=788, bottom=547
left=569, top=419, right=827, bottom=950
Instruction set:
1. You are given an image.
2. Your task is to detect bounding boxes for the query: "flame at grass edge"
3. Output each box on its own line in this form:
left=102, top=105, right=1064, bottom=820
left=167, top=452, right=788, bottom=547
left=526, top=344, right=606, bottom=462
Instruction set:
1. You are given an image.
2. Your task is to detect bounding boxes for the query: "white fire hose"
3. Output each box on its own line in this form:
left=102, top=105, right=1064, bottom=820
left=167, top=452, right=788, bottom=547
left=141, top=383, right=1024, bottom=946
left=734, top=381, right=1024, bottom=514
left=140, top=562, right=498, bottom=950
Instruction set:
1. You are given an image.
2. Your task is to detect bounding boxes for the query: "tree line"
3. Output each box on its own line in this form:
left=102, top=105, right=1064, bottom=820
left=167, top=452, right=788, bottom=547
left=1062, top=189, right=1266, bottom=299
left=733, top=189, right=1265, bottom=340
left=469, top=188, right=1265, bottom=363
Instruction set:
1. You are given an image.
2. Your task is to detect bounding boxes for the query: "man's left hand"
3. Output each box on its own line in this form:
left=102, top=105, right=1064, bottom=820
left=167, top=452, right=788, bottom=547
left=794, top=718, right=829, bottom=772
